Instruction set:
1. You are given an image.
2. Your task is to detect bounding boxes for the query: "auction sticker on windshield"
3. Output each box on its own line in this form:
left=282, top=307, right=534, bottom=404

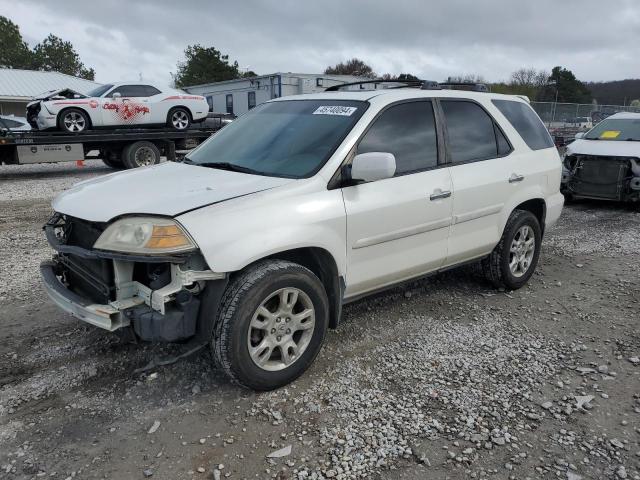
left=600, top=130, right=621, bottom=139
left=312, top=106, right=358, bottom=116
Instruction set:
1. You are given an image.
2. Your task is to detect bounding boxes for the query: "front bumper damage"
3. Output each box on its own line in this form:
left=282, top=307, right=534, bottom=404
left=41, top=214, right=226, bottom=342
left=561, top=154, right=640, bottom=202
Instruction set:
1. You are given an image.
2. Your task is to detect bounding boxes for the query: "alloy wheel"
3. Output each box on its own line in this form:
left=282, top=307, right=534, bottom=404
left=509, top=225, right=535, bottom=277
left=171, top=110, right=189, bottom=129
left=63, top=112, right=86, bottom=132
left=247, top=287, right=315, bottom=371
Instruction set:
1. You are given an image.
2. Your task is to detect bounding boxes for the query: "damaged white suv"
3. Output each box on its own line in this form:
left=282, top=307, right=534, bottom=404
left=41, top=82, right=563, bottom=390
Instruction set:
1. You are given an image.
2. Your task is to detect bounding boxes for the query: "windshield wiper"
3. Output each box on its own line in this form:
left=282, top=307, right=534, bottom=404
left=186, top=160, right=263, bottom=175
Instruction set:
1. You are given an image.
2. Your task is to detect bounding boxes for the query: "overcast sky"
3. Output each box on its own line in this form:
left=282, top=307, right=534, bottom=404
left=2, top=0, right=639, bottom=87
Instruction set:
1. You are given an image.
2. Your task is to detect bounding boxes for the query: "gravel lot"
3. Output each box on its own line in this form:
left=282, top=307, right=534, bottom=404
left=1, top=161, right=639, bottom=479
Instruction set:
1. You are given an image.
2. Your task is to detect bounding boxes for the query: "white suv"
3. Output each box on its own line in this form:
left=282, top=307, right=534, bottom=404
left=41, top=82, right=564, bottom=390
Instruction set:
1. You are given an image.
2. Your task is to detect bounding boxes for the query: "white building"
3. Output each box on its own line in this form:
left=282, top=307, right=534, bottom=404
left=0, top=68, right=99, bottom=117
left=185, top=73, right=366, bottom=116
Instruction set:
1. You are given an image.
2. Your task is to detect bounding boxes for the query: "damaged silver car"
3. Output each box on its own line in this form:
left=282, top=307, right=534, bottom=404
left=562, top=112, right=640, bottom=204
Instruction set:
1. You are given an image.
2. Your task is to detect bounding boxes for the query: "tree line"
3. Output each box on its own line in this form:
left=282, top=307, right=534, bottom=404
left=0, top=16, right=95, bottom=80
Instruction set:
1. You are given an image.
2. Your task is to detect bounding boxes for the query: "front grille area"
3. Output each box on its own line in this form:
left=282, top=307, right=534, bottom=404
left=565, top=155, right=629, bottom=200
left=49, top=214, right=115, bottom=304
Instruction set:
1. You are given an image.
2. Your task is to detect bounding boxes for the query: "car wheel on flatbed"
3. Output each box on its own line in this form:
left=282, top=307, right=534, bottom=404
left=213, top=260, right=329, bottom=391
left=167, top=107, right=191, bottom=131
left=58, top=108, right=90, bottom=133
left=482, top=209, right=542, bottom=290
left=121, top=141, right=161, bottom=169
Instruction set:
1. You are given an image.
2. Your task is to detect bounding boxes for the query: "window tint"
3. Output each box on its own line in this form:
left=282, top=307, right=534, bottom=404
left=206, top=96, right=214, bottom=112
left=492, top=99, right=554, bottom=150
left=248, top=91, right=256, bottom=110
left=226, top=94, right=233, bottom=114
left=358, top=101, right=438, bottom=175
left=441, top=101, right=501, bottom=163
left=110, top=85, right=149, bottom=97
left=143, top=85, right=161, bottom=96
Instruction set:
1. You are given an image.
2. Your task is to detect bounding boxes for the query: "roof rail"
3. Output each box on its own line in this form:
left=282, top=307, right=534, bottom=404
left=325, top=79, right=441, bottom=92
left=439, top=82, right=489, bottom=92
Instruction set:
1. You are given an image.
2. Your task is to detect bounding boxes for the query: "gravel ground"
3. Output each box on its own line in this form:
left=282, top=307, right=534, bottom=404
left=1, top=162, right=639, bottom=480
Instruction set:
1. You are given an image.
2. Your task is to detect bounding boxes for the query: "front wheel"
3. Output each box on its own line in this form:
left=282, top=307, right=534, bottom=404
left=482, top=210, right=542, bottom=290
left=58, top=108, right=90, bottom=133
left=213, top=260, right=329, bottom=390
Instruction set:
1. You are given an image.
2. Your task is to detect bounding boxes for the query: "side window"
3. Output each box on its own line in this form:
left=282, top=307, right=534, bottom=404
left=109, top=85, right=147, bottom=97
left=206, top=96, right=214, bottom=112
left=226, top=94, right=234, bottom=114
left=492, top=99, right=554, bottom=150
left=248, top=91, right=256, bottom=110
left=143, top=85, right=162, bottom=96
left=441, top=100, right=507, bottom=163
left=357, top=101, right=438, bottom=176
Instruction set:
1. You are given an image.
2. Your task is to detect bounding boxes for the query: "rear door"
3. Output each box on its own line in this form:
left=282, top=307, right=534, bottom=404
left=342, top=100, right=453, bottom=297
left=439, top=99, right=515, bottom=266
left=100, top=85, right=153, bottom=126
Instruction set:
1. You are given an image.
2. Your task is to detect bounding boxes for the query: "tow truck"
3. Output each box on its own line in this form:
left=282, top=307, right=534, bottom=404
left=0, top=117, right=227, bottom=169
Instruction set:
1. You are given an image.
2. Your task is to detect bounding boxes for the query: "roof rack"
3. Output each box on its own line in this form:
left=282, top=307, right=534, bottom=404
left=439, top=82, right=489, bottom=92
left=325, top=79, right=441, bottom=92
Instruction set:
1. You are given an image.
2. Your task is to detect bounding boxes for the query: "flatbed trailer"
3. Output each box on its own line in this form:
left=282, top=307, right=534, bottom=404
left=0, top=123, right=221, bottom=169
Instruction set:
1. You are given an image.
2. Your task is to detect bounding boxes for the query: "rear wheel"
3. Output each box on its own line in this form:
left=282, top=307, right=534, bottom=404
left=121, top=141, right=161, bottom=169
left=213, top=260, right=329, bottom=390
left=482, top=210, right=542, bottom=290
left=167, top=107, right=191, bottom=130
left=58, top=108, right=90, bottom=133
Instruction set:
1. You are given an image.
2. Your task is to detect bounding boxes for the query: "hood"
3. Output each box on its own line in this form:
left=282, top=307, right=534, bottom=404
left=27, top=88, right=88, bottom=107
left=567, top=138, right=640, bottom=157
left=52, top=162, right=295, bottom=223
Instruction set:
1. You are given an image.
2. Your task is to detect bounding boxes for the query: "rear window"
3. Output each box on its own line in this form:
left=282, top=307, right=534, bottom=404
left=492, top=100, right=554, bottom=150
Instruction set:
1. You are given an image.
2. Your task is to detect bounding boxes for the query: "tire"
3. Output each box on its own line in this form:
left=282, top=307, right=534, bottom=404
left=167, top=107, right=191, bottom=130
left=57, top=108, right=90, bottom=133
left=481, top=210, right=542, bottom=290
left=101, top=150, right=125, bottom=169
left=121, top=141, right=161, bottom=169
left=213, top=260, right=329, bottom=391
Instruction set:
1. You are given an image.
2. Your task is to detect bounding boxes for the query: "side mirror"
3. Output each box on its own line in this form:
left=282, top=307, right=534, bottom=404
left=112, top=92, right=122, bottom=99
left=350, top=152, right=396, bottom=183
left=574, top=132, right=585, bottom=139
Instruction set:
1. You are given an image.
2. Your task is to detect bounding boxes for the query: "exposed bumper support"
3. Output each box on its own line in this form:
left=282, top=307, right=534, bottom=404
left=40, top=260, right=129, bottom=331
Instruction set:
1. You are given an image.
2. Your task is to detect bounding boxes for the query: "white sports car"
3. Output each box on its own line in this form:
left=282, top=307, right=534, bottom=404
left=26, top=82, right=209, bottom=133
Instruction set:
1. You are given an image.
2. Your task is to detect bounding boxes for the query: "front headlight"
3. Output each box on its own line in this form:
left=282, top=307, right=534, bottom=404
left=93, top=217, right=196, bottom=254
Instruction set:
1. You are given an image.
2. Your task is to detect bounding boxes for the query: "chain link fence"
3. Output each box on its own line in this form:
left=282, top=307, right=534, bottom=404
left=531, top=101, right=640, bottom=128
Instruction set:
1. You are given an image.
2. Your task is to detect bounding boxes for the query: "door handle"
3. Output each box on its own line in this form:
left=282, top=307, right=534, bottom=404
left=430, top=189, right=451, bottom=200
left=509, top=174, right=525, bottom=183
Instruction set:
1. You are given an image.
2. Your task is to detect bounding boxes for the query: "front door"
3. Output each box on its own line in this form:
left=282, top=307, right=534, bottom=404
left=101, top=85, right=152, bottom=127
left=342, top=100, right=453, bottom=297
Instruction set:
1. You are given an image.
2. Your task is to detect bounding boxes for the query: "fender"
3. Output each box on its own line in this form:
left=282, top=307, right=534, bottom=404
left=177, top=178, right=347, bottom=277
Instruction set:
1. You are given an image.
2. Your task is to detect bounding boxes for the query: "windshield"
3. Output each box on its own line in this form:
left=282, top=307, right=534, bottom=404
left=185, top=99, right=367, bottom=178
left=584, top=117, right=640, bottom=141
left=86, top=84, right=113, bottom=97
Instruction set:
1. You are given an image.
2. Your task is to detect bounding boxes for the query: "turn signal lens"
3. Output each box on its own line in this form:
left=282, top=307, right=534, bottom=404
left=145, top=226, right=191, bottom=249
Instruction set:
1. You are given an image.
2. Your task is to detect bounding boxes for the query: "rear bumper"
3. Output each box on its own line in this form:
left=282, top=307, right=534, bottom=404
left=40, top=260, right=128, bottom=331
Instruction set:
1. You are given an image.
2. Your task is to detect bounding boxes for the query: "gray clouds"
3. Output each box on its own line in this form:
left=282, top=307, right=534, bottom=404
left=2, top=0, right=638, bottom=86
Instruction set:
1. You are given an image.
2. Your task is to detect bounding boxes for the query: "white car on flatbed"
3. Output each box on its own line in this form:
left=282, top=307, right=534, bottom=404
left=40, top=81, right=563, bottom=390
left=26, top=82, right=209, bottom=133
